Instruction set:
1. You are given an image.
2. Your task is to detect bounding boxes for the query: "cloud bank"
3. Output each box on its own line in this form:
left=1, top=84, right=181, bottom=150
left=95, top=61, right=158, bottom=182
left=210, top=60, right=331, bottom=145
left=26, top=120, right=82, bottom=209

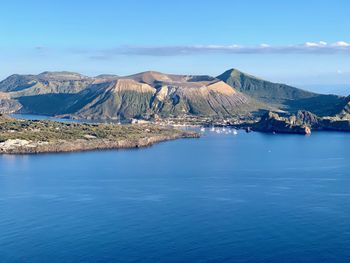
left=90, top=41, right=350, bottom=58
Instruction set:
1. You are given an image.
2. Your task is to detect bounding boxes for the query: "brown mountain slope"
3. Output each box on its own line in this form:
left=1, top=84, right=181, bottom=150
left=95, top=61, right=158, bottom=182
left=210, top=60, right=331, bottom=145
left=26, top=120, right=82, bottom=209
left=54, top=71, right=269, bottom=120
left=68, top=79, right=156, bottom=120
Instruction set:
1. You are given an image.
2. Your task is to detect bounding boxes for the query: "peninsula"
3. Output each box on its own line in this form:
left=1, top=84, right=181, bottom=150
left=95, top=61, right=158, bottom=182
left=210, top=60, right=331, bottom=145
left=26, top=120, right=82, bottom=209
left=0, top=115, right=198, bottom=154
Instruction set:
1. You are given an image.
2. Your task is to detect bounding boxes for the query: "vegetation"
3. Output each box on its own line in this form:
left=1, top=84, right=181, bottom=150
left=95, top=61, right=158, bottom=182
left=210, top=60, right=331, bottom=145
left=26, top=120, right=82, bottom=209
left=217, top=68, right=346, bottom=116
left=0, top=115, right=198, bottom=153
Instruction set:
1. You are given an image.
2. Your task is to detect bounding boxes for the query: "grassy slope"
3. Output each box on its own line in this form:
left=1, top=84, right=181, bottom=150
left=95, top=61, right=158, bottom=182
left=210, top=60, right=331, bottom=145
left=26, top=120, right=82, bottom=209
left=0, top=115, right=193, bottom=142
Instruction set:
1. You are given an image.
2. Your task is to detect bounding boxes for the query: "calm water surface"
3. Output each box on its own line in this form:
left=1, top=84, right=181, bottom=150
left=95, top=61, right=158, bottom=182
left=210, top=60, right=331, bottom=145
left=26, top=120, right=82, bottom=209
left=0, top=130, right=349, bottom=262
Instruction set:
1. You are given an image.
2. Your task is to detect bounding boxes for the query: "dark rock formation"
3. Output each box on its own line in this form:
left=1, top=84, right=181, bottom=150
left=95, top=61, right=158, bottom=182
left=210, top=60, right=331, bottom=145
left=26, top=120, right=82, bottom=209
left=320, top=118, right=350, bottom=131
left=295, top=110, right=320, bottom=126
left=253, top=111, right=311, bottom=134
left=295, top=110, right=350, bottom=132
left=253, top=110, right=350, bottom=134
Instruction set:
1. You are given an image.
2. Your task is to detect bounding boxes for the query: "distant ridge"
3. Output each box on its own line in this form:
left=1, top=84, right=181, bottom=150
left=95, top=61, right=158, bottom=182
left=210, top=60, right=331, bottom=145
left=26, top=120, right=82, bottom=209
left=37, top=71, right=89, bottom=80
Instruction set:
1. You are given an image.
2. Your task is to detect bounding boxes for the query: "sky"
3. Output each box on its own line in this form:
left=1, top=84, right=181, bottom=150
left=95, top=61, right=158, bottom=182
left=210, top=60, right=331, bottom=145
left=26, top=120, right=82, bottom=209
left=1, top=0, right=350, bottom=90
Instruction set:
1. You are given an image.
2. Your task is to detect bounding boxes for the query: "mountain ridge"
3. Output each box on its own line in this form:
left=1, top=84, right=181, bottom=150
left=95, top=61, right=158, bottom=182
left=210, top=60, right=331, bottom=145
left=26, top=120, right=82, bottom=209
left=0, top=68, right=347, bottom=120
left=217, top=68, right=345, bottom=116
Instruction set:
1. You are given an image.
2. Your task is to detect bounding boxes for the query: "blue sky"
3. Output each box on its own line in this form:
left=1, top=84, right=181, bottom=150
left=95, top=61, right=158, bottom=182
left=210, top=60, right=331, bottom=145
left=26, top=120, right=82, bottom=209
left=1, top=0, right=350, bottom=88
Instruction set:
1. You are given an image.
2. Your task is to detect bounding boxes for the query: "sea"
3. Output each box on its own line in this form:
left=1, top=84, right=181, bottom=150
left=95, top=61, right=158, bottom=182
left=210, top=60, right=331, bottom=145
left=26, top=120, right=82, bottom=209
left=0, top=116, right=350, bottom=262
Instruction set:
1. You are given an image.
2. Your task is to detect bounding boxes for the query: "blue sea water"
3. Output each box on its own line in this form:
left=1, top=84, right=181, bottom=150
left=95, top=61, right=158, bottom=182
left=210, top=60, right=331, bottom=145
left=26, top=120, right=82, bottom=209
left=0, top=130, right=350, bottom=262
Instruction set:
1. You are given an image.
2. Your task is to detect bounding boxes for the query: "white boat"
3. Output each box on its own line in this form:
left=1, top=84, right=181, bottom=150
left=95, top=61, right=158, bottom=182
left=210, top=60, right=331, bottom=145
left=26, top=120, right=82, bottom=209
left=233, top=129, right=238, bottom=135
left=200, top=127, right=205, bottom=132
left=210, top=127, right=215, bottom=132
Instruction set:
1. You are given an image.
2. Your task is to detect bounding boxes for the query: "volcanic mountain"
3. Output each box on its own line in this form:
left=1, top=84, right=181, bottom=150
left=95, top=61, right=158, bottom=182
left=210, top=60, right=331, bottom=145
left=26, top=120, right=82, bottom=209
left=0, top=69, right=347, bottom=120
left=62, top=71, right=268, bottom=120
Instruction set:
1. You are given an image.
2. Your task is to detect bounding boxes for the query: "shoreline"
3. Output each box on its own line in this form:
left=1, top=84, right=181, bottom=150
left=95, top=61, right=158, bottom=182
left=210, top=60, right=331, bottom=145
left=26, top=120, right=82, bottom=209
left=8, top=112, right=350, bottom=140
left=0, top=134, right=199, bottom=155
left=0, top=114, right=199, bottom=155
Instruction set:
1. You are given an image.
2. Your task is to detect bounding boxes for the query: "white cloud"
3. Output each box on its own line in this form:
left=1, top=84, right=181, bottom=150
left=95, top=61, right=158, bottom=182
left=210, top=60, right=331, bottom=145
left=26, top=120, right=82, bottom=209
left=332, top=41, right=350, bottom=47
left=85, top=41, right=350, bottom=58
left=304, top=41, right=327, bottom=47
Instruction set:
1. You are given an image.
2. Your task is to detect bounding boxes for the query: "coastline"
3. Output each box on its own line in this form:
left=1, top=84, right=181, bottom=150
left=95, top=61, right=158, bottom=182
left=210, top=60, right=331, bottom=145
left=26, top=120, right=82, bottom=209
left=4, top=111, right=350, bottom=155
left=0, top=114, right=199, bottom=154
left=0, top=133, right=198, bottom=154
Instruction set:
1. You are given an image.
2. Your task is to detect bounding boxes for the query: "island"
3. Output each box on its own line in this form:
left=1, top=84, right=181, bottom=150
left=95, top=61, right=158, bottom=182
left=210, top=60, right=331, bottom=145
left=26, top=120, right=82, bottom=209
left=0, top=115, right=199, bottom=154
left=1, top=69, right=350, bottom=136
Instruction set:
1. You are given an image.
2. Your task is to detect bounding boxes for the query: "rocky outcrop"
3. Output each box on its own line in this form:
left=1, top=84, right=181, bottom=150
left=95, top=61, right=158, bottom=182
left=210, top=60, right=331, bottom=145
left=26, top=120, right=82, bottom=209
left=253, top=111, right=311, bottom=134
left=295, top=110, right=350, bottom=132
left=253, top=110, right=350, bottom=134
left=295, top=110, right=320, bottom=126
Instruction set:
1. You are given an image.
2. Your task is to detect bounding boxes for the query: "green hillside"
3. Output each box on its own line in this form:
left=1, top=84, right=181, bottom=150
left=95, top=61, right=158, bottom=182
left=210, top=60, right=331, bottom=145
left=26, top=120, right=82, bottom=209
left=217, top=68, right=345, bottom=116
